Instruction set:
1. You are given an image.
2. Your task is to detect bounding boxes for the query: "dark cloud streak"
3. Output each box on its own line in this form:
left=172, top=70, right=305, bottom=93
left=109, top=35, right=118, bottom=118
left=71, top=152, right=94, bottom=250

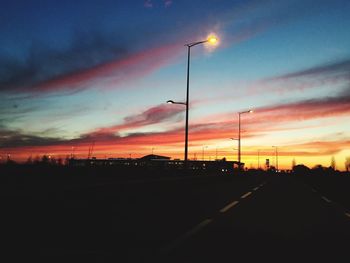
left=271, top=59, right=350, bottom=81
left=0, top=31, right=129, bottom=93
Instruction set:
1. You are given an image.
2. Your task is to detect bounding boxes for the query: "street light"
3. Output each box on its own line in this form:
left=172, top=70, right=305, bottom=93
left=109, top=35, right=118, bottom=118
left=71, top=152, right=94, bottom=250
left=272, top=146, right=278, bottom=172
left=166, top=100, right=186, bottom=105
left=167, top=35, right=218, bottom=167
left=238, top=110, right=253, bottom=169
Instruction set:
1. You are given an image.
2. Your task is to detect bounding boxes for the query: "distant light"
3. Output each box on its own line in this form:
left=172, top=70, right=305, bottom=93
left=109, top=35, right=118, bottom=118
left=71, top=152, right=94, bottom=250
left=208, top=36, right=218, bottom=45
left=167, top=100, right=174, bottom=104
left=249, top=110, right=253, bottom=113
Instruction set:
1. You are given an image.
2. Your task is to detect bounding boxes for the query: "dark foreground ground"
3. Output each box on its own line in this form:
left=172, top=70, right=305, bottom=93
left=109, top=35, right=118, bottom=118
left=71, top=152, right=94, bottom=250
left=1, top=166, right=350, bottom=262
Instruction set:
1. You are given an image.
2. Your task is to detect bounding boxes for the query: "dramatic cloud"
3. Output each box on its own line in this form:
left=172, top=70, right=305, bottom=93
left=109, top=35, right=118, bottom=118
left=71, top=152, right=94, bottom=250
left=0, top=41, right=182, bottom=95
left=251, top=93, right=350, bottom=125
left=0, top=32, right=129, bottom=92
left=273, top=59, right=350, bottom=80
left=0, top=103, right=185, bottom=148
left=247, top=58, right=350, bottom=95
left=89, top=103, right=185, bottom=136
left=2, top=87, right=349, bottom=157
left=275, top=139, right=350, bottom=157
left=0, top=128, right=64, bottom=148
left=0, top=0, right=307, bottom=96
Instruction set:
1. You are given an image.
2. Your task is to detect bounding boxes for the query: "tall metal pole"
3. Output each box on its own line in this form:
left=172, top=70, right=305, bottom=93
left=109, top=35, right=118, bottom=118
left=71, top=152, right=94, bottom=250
left=184, top=46, right=190, bottom=166
left=169, top=37, right=216, bottom=168
left=237, top=110, right=252, bottom=170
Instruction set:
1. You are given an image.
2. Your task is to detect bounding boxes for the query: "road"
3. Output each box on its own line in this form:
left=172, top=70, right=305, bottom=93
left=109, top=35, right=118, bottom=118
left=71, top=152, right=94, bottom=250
left=2, top=174, right=350, bottom=262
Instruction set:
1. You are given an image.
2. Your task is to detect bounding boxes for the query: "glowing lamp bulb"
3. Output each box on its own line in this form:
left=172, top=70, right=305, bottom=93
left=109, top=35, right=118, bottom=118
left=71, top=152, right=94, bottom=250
left=208, top=36, right=218, bottom=44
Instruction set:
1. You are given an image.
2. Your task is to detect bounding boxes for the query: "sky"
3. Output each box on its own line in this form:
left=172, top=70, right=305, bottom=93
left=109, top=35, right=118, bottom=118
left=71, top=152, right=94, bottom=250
left=1, top=0, right=350, bottom=170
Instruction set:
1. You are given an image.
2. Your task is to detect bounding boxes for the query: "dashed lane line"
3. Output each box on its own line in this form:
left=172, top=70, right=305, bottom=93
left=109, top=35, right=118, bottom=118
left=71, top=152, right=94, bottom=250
left=220, top=201, right=239, bottom=213
left=161, top=218, right=212, bottom=254
left=162, top=182, right=267, bottom=255
left=181, top=219, right=212, bottom=239
left=241, top=191, right=252, bottom=199
left=321, top=196, right=332, bottom=203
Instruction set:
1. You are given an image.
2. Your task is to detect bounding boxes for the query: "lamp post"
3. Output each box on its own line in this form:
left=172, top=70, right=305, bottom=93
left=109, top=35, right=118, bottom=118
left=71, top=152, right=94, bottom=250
left=167, top=35, right=217, bottom=167
left=238, top=110, right=253, bottom=169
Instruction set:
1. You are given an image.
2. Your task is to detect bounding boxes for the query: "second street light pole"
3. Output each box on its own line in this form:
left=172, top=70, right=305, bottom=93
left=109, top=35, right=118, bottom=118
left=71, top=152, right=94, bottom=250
left=238, top=110, right=253, bottom=170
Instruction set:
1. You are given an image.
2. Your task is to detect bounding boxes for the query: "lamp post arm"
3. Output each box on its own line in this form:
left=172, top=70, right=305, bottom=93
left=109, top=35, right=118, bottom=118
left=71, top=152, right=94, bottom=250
left=185, top=40, right=208, bottom=47
left=167, top=101, right=186, bottom=105
left=239, top=110, right=252, bottom=114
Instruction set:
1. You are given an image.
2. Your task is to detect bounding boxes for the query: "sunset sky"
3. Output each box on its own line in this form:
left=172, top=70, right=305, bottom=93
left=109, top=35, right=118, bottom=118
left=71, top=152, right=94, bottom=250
left=1, top=0, right=350, bottom=170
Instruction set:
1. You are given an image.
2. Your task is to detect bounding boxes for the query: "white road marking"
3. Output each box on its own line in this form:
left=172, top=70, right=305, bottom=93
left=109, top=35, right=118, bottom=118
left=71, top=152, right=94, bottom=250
left=253, top=186, right=259, bottom=191
left=321, top=196, right=332, bottom=203
left=241, top=191, right=252, bottom=199
left=220, top=201, right=239, bottom=213
left=161, top=218, right=212, bottom=254
left=311, top=188, right=317, bottom=193
left=185, top=219, right=212, bottom=236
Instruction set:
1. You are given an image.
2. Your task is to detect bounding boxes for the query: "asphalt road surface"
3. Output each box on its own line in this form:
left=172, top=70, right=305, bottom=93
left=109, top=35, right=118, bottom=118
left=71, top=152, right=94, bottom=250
left=2, top=174, right=350, bottom=262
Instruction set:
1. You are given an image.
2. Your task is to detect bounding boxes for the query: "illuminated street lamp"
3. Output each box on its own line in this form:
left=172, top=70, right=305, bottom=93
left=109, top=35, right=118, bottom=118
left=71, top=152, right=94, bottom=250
left=238, top=110, right=253, bottom=169
left=166, top=100, right=186, bottom=105
left=167, top=35, right=218, bottom=166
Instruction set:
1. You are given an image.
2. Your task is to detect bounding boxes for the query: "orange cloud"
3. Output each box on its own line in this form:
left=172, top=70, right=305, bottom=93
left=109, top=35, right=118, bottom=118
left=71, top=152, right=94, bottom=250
left=2, top=91, right=350, bottom=162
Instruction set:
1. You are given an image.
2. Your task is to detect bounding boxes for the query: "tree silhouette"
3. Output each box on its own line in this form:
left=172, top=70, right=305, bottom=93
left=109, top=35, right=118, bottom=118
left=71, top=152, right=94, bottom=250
left=330, top=156, right=336, bottom=170
left=345, top=157, right=350, bottom=172
left=293, top=164, right=310, bottom=175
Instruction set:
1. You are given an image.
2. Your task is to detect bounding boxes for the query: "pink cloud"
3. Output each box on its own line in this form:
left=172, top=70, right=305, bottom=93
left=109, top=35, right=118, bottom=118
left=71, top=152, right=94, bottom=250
left=28, top=43, right=182, bottom=93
